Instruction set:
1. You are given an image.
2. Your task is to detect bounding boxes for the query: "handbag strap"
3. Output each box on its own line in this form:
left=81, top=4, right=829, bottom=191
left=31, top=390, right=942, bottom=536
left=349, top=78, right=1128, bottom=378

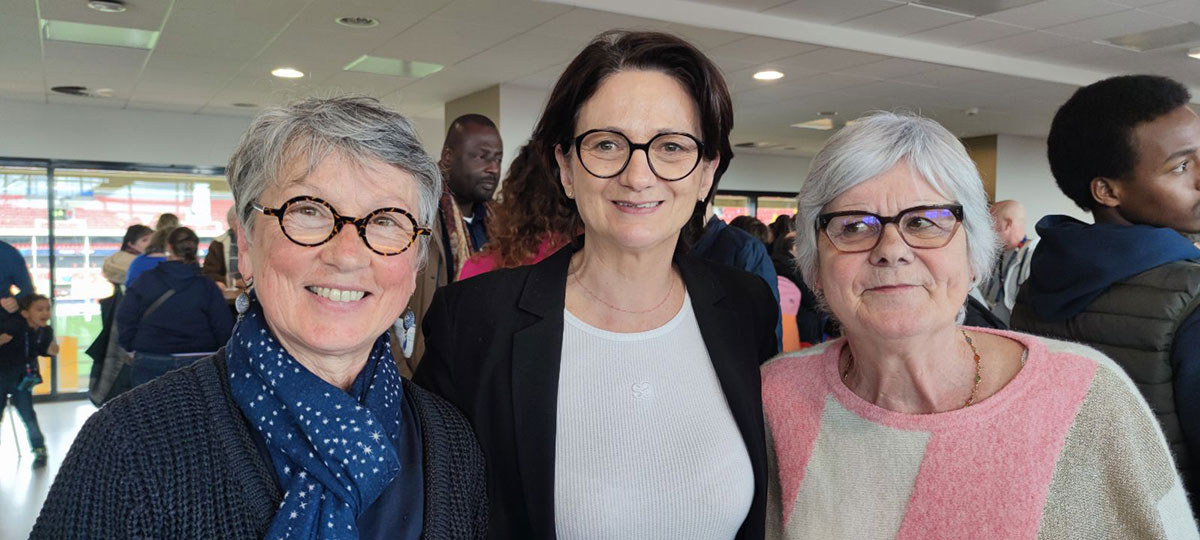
left=141, top=289, right=176, bottom=323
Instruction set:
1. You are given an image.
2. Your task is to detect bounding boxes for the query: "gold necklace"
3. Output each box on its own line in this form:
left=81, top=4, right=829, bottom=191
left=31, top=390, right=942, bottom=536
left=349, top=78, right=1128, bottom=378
left=572, top=270, right=676, bottom=315
left=842, top=329, right=983, bottom=408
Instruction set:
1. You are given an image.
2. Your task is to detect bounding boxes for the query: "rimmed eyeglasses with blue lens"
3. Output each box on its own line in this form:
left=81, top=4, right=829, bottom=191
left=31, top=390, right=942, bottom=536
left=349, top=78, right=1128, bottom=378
left=817, top=204, right=964, bottom=253
left=572, top=129, right=705, bottom=181
left=252, top=196, right=431, bottom=256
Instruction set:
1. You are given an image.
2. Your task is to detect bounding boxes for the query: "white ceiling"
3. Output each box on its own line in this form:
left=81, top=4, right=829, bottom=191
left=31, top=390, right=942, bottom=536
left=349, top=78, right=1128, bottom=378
left=4, top=0, right=1200, bottom=157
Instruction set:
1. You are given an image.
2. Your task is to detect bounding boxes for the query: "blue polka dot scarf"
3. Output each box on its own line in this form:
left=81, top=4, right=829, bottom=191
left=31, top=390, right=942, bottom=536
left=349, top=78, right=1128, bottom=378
left=227, top=300, right=405, bottom=540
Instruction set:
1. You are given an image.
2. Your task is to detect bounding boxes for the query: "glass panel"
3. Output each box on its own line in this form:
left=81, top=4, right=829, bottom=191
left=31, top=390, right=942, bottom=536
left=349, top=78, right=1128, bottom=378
left=756, top=195, right=797, bottom=227
left=0, top=166, right=51, bottom=395
left=714, top=194, right=750, bottom=223
left=51, top=168, right=231, bottom=392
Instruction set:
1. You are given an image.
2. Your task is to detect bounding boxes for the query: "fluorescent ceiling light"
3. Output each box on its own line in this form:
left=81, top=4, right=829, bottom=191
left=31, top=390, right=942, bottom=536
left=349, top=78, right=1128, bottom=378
left=41, top=19, right=159, bottom=49
left=272, top=67, right=305, bottom=79
left=753, top=70, right=784, bottom=81
left=1189, top=47, right=1200, bottom=60
left=1103, top=23, right=1200, bottom=52
left=343, top=56, right=443, bottom=78
left=907, top=0, right=1039, bottom=17
left=790, top=118, right=835, bottom=131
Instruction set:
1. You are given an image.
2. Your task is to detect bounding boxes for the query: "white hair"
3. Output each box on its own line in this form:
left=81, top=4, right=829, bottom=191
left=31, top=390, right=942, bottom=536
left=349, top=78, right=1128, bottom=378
left=793, top=111, right=999, bottom=300
left=225, top=95, right=441, bottom=260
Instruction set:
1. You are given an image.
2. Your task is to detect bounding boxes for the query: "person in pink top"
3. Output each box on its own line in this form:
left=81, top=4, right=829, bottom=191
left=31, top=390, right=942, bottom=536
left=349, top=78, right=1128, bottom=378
left=762, top=111, right=1197, bottom=539
left=458, top=144, right=577, bottom=280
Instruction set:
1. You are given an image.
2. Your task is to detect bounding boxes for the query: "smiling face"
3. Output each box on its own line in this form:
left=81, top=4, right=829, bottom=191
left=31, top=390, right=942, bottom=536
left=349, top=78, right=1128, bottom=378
left=815, top=160, right=971, bottom=339
left=22, top=299, right=51, bottom=328
left=556, top=70, right=716, bottom=253
left=237, top=152, right=421, bottom=362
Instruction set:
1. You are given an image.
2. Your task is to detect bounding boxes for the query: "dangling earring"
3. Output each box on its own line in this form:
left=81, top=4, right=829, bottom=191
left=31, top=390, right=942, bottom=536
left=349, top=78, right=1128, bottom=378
left=236, top=277, right=254, bottom=316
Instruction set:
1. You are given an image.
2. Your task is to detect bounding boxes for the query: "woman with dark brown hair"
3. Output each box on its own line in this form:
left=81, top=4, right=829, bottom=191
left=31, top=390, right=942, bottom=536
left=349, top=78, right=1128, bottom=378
left=415, top=30, right=777, bottom=540
left=458, top=144, right=579, bottom=279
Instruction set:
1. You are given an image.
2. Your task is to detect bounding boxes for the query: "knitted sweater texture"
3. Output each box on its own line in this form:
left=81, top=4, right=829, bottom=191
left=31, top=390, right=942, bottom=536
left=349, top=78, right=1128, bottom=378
left=762, top=329, right=1199, bottom=540
left=32, top=351, right=487, bottom=539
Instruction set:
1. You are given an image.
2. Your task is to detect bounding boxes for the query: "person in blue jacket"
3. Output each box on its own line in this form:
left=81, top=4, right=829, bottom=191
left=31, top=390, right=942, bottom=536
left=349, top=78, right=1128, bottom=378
left=691, top=202, right=782, bottom=350
left=117, top=226, right=233, bottom=387
left=1009, top=74, right=1200, bottom=497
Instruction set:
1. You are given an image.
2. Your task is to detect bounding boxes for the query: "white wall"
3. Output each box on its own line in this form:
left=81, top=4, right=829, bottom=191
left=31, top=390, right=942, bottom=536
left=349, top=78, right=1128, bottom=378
left=497, top=84, right=549, bottom=174
left=720, top=152, right=810, bottom=193
left=0, top=98, right=252, bottom=167
left=994, top=134, right=1089, bottom=239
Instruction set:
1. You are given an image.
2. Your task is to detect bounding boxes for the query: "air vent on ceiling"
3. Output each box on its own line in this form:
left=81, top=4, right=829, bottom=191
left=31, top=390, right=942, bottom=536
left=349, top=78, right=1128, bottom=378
left=87, top=0, right=126, bottom=13
left=51, top=86, right=112, bottom=97
left=734, top=141, right=779, bottom=149
left=336, top=16, right=379, bottom=28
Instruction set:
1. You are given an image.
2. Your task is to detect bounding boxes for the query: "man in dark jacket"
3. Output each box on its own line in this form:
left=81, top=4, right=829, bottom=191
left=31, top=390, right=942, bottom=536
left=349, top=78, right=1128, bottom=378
left=1010, top=74, right=1200, bottom=497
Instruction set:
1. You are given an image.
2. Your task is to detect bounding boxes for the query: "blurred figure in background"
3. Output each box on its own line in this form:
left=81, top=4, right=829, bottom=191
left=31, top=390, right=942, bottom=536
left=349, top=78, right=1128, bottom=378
left=459, top=144, right=579, bottom=280
left=102, top=224, right=153, bottom=287
left=729, top=215, right=771, bottom=247
left=979, top=199, right=1035, bottom=325
left=154, top=212, right=179, bottom=230
left=768, top=214, right=794, bottom=256
left=202, top=206, right=240, bottom=286
left=117, top=227, right=233, bottom=387
left=693, top=202, right=781, bottom=347
left=124, top=225, right=176, bottom=287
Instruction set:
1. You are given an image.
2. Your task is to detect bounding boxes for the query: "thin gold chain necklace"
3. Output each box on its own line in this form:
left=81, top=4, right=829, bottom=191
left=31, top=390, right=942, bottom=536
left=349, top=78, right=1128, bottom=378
left=842, top=330, right=983, bottom=408
left=572, top=270, right=676, bottom=315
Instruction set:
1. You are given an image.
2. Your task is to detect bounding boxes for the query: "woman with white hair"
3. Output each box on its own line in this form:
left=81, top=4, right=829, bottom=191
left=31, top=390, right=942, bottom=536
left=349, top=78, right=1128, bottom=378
left=762, top=112, right=1197, bottom=539
left=34, top=96, right=486, bottom=539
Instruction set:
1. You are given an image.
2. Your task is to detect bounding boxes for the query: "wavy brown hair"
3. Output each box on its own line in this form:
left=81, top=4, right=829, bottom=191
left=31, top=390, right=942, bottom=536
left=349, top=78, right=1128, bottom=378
left=479, top=144, right=579, bottom=268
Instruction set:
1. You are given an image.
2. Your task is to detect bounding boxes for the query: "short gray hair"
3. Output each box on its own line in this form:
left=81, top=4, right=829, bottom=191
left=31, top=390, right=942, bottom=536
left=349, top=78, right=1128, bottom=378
left=794, top=111, right=998, bottom=297
left=226, top=95, right=441, bottom=259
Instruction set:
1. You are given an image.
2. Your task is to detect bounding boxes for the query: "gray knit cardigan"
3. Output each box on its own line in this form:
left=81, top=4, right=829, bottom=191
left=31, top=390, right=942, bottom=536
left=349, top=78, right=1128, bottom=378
left=31, top=351, right=488, bottom=539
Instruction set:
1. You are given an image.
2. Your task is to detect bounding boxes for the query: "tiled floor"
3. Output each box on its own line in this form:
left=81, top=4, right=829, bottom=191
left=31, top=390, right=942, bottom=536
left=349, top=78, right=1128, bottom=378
left=0, top=399, right=96, bottom=540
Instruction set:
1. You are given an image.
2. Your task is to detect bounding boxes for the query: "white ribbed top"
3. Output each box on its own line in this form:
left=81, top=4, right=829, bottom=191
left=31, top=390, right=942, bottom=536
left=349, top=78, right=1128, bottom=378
left=554, top=294, right=754, bottom=540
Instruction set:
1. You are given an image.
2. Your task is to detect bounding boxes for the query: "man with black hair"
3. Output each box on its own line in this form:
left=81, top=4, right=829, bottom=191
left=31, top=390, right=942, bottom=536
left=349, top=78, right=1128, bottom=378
left=1011, top=74, right=1200, bottom=497
left=399, top=114, right=502, bottom=373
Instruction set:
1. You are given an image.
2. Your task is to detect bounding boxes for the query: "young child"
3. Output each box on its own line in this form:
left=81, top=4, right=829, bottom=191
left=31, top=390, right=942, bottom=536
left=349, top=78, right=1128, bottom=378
left=0, top=293, right=55, bottom=467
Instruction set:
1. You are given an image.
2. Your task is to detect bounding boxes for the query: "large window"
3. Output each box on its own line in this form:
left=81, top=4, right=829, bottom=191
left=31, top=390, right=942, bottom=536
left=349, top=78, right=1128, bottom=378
left=715, top=191, right=797, bottom=227
left=0, top=160, right=227, bottom=397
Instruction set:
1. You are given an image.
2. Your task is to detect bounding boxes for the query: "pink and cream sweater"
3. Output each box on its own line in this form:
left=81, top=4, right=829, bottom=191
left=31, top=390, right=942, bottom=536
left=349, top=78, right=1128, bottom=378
left=762, top=328, right=1200, bottom=540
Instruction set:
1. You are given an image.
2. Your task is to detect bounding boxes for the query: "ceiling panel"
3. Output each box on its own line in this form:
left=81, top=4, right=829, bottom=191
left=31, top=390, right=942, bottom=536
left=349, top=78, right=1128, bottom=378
left=690, top=0, right=793, bottom=12
left=968, top=29, right=1081, bottom=54
left=508, top=62, right=569, bottom=89
left=527, top=8, right=665, bottom=44
left=894, top=66, right=994, bottom=87
left=908, top=18, right=1030, bottom=46
left=774, top=48, right=889, bottom=72
left=1141, top=0, right=1200, bottom=24
left=42, top=41, right=148, bottom=81
left=1031, top=41, right=1137, bottom=64
left=429, top=0, right=572, bottom=28
left=981, top=0, right=1129, bottom=29
left=660, top=23, right=746, bottom=50
left=1043, top=9, right=1181, bottom=40
left=374, top=18, right=527, bottom=65
left=704, top=36, right=822, bottom=63
left=839, top=58, right=945, bottom=79
left=763, top=0, right=902, bottom=25
left=318, top=71, right=417, bottom=97
left=839, top=4, right=971, bottom=36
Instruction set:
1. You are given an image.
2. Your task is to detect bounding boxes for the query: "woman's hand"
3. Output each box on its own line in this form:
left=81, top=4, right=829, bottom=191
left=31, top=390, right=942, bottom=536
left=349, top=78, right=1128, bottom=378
left=0, top=333, right=11, bottom=345
left=48, top=341, right=60, bottom=356
left=0, top=297, right=16, bottom=313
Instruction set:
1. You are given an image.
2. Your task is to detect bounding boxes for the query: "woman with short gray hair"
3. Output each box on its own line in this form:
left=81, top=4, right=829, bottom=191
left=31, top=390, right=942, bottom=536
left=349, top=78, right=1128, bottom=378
left=762, top=112, right=1196, bottom=538
left=34, top=96, right=487, bottom=539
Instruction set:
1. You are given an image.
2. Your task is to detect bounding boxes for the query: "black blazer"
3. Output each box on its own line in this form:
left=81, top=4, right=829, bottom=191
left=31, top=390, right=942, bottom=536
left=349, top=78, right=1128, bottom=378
left=414, top=241, right=779, bottom=540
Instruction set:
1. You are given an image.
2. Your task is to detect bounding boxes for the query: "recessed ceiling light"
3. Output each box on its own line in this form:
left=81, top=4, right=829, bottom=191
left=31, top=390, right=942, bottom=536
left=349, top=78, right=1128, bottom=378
left=753, top=70, right=784, bottom=81
left=336, top=16, right=379, bottom=28
left=271, top=67, right=304, bottom=79
left=791, top=118, right=835, bottom=131
left=1189, top=47, right=1200, bottom=60
left=87, top=0, right=127, bottom=13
